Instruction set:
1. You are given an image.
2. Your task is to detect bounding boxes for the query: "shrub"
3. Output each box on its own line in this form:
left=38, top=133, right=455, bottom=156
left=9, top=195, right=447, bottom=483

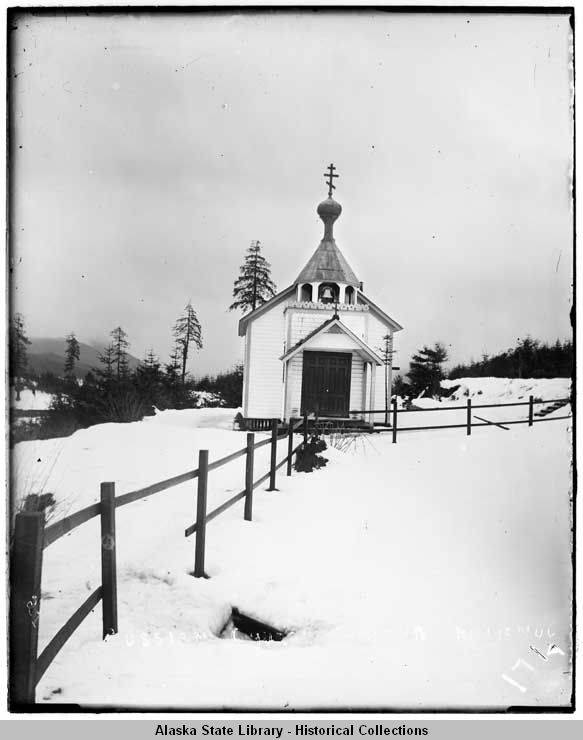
left=97, top=389, right=148, bottom=423
left=190, top=390, right=226, bottom=408
left=294, top=434, right=328, bottom=473
left=194, top=365, right=243, bottom=408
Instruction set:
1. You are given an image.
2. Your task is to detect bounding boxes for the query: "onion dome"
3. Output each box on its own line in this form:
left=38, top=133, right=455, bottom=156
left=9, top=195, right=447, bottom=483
left=295, top=164, right=359, bottom=286
left=317, top=197, right=342, bottom=240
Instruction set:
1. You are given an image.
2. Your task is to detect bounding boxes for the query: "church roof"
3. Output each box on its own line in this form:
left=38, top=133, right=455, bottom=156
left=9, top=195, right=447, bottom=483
left=280, top=316, right=383, bottom=365
left=238, top=166, right=403, bottom=336
left=295, top=193, right=359, bottom=286
left=236, top=284, right=403, bottom=336
left=237, top=285, right=295, bottom=336
left=295, top=239, right=359, bottom=285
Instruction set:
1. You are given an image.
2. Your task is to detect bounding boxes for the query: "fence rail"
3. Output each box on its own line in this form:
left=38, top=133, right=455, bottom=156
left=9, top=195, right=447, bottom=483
left=10, top=399, right=569, bottom=705
left=35, top=586, right=103, bottom=685
left=10, top=417, right=306, bottom=706
left=349, top=396, right=570, bottom=416
left=358, top=395, right=571, bottom=443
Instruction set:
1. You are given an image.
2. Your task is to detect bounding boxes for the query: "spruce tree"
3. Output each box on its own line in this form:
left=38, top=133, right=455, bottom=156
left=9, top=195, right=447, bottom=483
left=230, top=240, right=276, bottom=314
left=408, top=343, right=448, bottom=398
left=165, top=343, right=181, bottom=384
left=97, top=344, right=116, bottom=384
left=10, top=313, right=31, bottom=400
left=135, top=349, right=163, bottom=409
left=173, top=302, right=203, bottom=384
left=64, top=332, right=81, bottom=379
left=110, top=327, right=130, bottom=380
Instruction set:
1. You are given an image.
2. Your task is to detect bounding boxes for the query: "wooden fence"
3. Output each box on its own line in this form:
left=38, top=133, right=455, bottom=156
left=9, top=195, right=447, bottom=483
left=10, top=398, right=572, bottom=705
left=347, top=395, right=571, bottom=442
left=10, top=418, right=305, bottom=707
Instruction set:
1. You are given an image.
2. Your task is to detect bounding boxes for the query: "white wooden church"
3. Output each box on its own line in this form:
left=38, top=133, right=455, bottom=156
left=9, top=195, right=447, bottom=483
left=239, top=166, right=403, bottom=429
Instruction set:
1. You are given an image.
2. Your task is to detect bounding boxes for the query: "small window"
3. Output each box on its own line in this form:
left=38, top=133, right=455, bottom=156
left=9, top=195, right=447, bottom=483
left=300, top=283, right=313, bottom=302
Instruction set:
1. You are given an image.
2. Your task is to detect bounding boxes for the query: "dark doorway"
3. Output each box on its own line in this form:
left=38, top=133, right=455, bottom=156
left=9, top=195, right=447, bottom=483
left=301, top=351, right=352, bottom=417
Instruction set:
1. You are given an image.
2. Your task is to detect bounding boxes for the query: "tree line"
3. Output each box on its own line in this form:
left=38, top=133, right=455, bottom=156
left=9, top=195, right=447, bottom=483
left=9, top=239, right=278, bottom=442
left=394, top=337, right=573, bottom=400
left=10, top=303, right=242, bottom=443
left=448, top=337, right=573, bottom=381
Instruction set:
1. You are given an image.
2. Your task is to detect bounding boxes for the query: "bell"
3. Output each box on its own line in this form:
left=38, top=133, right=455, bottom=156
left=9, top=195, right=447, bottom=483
left=321, top=286, right=333, bottom=301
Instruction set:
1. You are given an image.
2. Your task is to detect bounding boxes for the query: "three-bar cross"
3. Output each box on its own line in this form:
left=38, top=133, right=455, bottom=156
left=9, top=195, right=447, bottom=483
left=324, top=163, right=339, bottom=197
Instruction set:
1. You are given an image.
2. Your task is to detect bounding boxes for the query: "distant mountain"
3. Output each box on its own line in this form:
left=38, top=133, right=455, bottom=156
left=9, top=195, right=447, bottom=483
left=27, top=338, right=141, bottom=378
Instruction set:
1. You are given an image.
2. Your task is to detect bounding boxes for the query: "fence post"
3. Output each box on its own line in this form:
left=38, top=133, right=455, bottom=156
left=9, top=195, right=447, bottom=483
left=194, top=450, right=209, bottom=578
left=287, top=423, right=294, bottom=476
left=392, top=398, right=398, bottom=444
left=268, top=418, right=278, bottom=491
left=100, top=482, right=118, bottom=639
left=528, top=395, right=534, bottom=427
left=23, top=494, right=40, bottom=512
left=10, top=511, right=45, bottom=706
left=244, top=433, right=255, bottom=521
left=467, top=398, right=472, bottom=436
left=303, top=413, right=308, bottom=445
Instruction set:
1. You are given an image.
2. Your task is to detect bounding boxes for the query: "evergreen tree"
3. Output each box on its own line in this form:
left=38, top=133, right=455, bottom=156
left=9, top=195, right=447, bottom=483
left=173, top=302, right=203, bottom=385
left=448, top=337, right=573, bottom=380
left=230, top=240, right=276, bottom=314
left=135, top=349, right=164, bottom=410
left=64, top=332, right=80, bottom=378
left=408, top=342, right=448, bottom=397
left=97, top=344, right=116, bottom=384
left=165, top=343, right=182, bottom=383
left=110, top=327, right=130, bottom=380
left=162, top=343, right=185, bottom=407
left=392, top=374, right=411, bottom=399
left=10, top=313, right=31, bottom=400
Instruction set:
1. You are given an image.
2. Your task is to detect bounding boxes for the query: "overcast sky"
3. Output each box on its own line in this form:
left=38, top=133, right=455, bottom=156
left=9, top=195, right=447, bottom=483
left=11, top=10, right=573, bottom=376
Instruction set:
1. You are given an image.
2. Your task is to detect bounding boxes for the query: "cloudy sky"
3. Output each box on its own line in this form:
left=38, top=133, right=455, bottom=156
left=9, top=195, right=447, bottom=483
left=10, top=9, right=573, bottom=376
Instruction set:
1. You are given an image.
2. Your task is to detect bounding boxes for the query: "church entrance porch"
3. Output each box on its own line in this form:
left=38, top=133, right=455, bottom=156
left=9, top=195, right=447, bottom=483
left=300, top=350, right=351, bottom=418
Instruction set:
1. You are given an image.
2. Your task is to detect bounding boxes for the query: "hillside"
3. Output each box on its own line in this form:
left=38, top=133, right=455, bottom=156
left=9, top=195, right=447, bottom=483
left=27, top=338, right=141, bottom=379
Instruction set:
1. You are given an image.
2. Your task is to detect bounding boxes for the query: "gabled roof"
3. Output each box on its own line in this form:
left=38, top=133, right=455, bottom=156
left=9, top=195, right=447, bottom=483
left=359, top=292, right=404, bottom=332
left=295, top=239, right=359, bottom=285
left=237, top=286, right=404, bottom=336
left=280, top=316, right=384, bottom=365
left=238, top=285, right=295, bottom=336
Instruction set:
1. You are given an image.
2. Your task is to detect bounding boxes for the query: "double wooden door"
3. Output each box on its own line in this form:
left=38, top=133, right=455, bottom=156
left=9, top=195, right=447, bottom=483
left=300, top=351, right=352, bottom=417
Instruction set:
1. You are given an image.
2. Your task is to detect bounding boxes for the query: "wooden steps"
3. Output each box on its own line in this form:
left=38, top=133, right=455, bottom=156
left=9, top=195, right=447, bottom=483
left=534, top=399, right=570, bottom=418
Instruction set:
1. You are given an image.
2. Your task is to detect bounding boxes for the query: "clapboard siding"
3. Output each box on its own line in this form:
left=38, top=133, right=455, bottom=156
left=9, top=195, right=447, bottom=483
left=245, top=300, right=290, bottom=418
left=285, top=354, right=303, bottom=418
left=307, top=330, right=360, bottom=352
left=367, top=313, right=393, bottom=414
left=349, top=355, right=365, bottom=417
left=289, top=312, right=326, bottom=346
left=244, top=299, right=396, bottom=421
left=288, top=309, right=367, bottom=346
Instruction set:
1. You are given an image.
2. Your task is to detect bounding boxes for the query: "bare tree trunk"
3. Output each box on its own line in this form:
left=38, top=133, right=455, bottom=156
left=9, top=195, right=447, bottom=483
left=252, top=251, right=258, bottom=311
left=181, top=338, right=189, bottom=385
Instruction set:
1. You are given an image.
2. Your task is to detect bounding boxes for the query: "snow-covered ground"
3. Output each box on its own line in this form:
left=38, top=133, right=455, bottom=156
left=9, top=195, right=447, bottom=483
left=441, top=377, right=570, bottom=405
left=11, top=385, right=572, bottom=709
left=11, top=388, right=54, bottom=410
left=392, top=377, right=571, bottom=431
left=12, top=408, right=245, bottom=517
